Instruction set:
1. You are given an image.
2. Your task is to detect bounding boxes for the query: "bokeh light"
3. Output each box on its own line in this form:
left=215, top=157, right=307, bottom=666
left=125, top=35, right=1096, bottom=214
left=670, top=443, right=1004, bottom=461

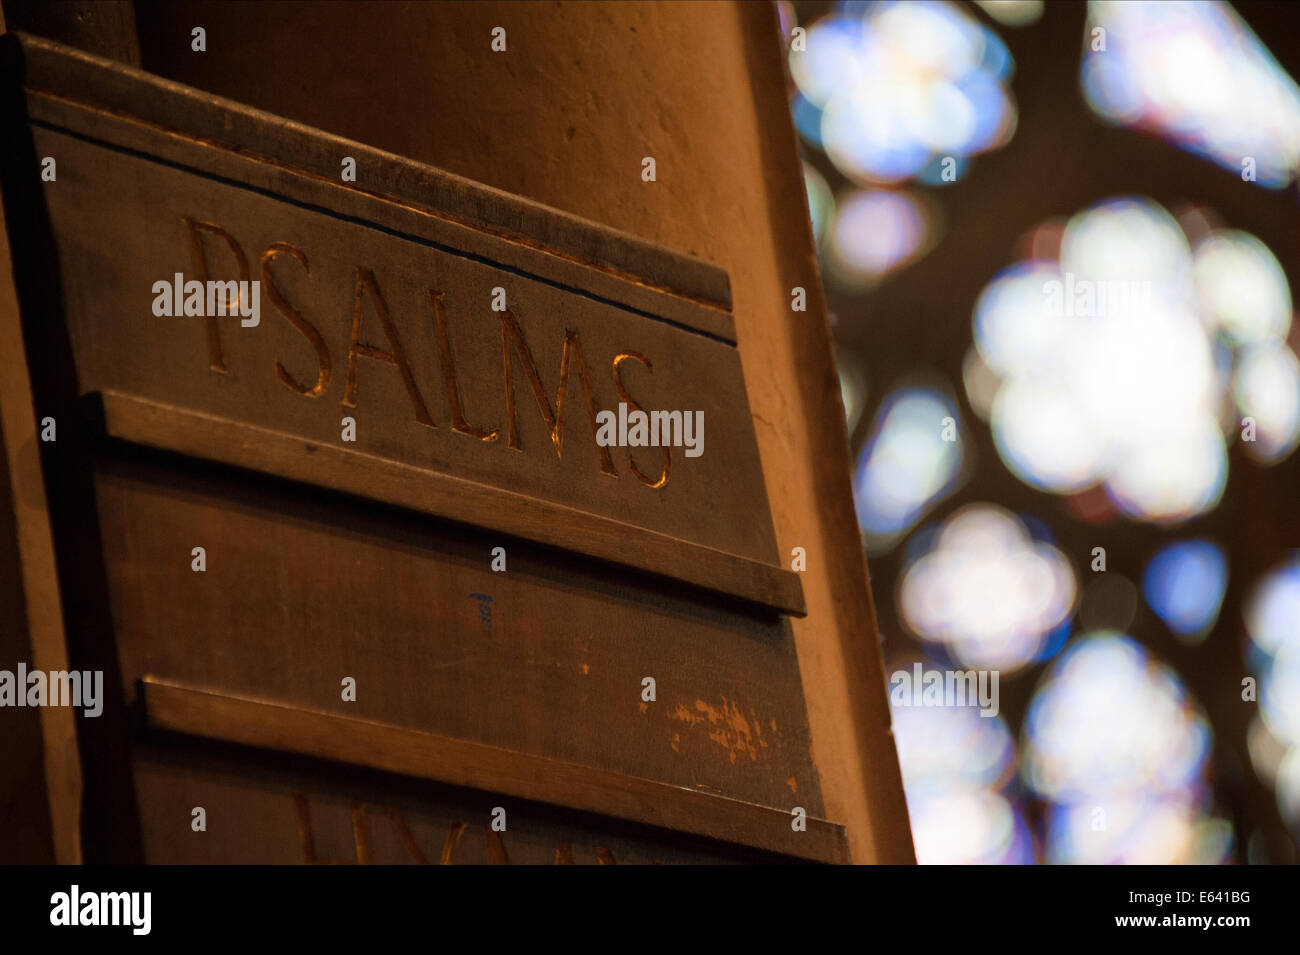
left=960, top=345, right=1000, bottom=421
left=836, top=346, right=869, bottom=434
left=1244, top=556, right=1300, bottom=830
left=853, top=386, right=963, bottom=553
left=790, top=2, right=1017, bottom=186
left=1245, top=556, right=1300, bottom=658
left=826, top=188, right=933, bottom=287
left=1081, top=0, right=1300, bottom=188
left=891, top=687, right=1034, bottom=863
left=971, top=196, right=1299, bottom=523
left=898, top=504, right=1076, bottom=671
left=1233, top=343, right=1300, bottom=463
left=1262, top=647, right=1300, bottom=761
left=1023, top=633, right=1229, bottom=863
left=1143, top=540, right=1228, bottom=641
left=787, top=0, right=1298, bottom=864
left=802, top=161, right=834, bottom=247
left=973, top=1, right=1044, bottom=28
left=1193, top=230, right=1292, bottom=344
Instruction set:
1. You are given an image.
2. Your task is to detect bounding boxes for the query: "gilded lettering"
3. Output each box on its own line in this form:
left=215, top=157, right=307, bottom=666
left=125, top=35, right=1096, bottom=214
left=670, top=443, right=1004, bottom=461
left=262, top=242, right=331, bottom=397
left=182, top=216, right=250, bottom=374
left=293, top=792, right=638, bottom=864
left=294, top=793, right=355, bottom=865
left=294, top=793, right=315, bottom=863
left=440, top=820, right=468, bottom=865
left=386, top=807, right=430, bottom=864
left=485, top=826, right=511, bottom=865
left=343, top=267, right=436, bottom=429
left=499, top=310, right=617, bottom=476
left=613, top=351, right=670, bottom=489
left=351, top=802, right=372, bottom=865
left=431, top=289, right=498, bottom=441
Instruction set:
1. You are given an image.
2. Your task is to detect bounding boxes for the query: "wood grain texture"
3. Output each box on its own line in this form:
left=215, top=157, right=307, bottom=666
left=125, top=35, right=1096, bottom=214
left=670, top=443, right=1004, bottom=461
left=92, top=449, right=823, bottom=815
left=0, top=2, right=139, bottom=67
left=732, top=4, right=917, bottom=863
left=123, top=0, right=913, bottom=862
left=132, top=740, right=792, bottom=865
left=18, top=62, right=795, bottom=595
left=0, top=10, right=893, bottom=864
left=13, top=31, right=733, bottom=323
left=140, top=677, right=848, bottom=864
left=0, top=147, right=81, bottom=864
left=94, top=389, right=804, bottom=614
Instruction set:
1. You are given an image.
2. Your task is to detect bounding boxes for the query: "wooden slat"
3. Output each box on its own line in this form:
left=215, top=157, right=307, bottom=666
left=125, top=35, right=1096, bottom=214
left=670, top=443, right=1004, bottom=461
left=11, top=31, right=793, bottom=600
left=0, top=165, right=82, bottom=863
left=139, top=676, right=849, bottom=864
left=12, top=32, right=735, bottom=334
left=91, top=390, right=806, bottom=615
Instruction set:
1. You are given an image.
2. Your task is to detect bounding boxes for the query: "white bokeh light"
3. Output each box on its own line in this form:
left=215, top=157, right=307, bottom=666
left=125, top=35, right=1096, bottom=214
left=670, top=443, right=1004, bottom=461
left=791, top=3, right=1016, bottom=186
left=1234, top=343, right=1300, bottom=462
left=1244, top=557, right=1300, bottom=831
left=1194, top=231, right=1292, bottom=344
left=1082, top=0, right=1300, bottom=188
left=972, top=196, right=1298, bottom=523
left=899, top=504, right=1075, bottom=670
left=853, top=387, right=963, bottom=553
left=828, top=188, right=930, bottom=285
left=1024, top=634, right=1228, bottom=863
left=891, top=691, right=1032, bottom=863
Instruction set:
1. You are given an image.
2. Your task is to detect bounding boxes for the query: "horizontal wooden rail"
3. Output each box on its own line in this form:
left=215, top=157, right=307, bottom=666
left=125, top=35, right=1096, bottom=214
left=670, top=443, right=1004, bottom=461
left=140, top=677, right=849, bottom=864
left=90, top=390, right=806, bottom=615
left=16, top=32, right=737, bottom=341
left=12, top=33, right=733, bottom=320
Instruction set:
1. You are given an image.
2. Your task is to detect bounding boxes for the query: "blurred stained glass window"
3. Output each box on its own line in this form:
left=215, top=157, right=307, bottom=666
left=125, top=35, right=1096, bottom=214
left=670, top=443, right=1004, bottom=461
left=787, top=0, right=1300, bottom=864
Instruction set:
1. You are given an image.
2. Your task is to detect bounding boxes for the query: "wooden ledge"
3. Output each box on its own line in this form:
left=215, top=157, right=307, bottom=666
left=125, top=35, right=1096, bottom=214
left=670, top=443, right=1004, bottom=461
left=140, top=677, right=849, bottom=864
left=8, top=32, right=735, bottom=335
left=90, top=390, right=806, bottom=616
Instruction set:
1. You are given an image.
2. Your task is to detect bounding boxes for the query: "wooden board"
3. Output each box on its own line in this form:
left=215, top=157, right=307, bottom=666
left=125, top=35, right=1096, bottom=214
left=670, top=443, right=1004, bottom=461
left=140, top=678, right=847, bottom=863
left=92, top=448, right=825, bottom=817
left=132, top=738, right=824, bottom=865
left=16, top=33, right=801, bottom=614
left=0, top=30, right=843, bottom=864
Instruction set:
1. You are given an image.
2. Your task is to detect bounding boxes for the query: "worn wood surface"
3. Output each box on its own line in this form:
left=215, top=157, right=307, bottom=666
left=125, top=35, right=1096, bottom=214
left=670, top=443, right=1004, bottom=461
left=0, top=10, right=902, bottom=864
left=92, top=449, right=823, bottom=815
left=17, top=31, right=731, bottom=320
left=0, top=131, right=81, bottom=864
left=141, top=677, right=847, bottom=863
left=93, top=390, right=804, bottom=613
left=1, top=1, right=139, bottom=67
left=117, top=0, right=917, bottom=861
left=16, top=51, right=797, bottom=603
left=132, top=738, right=814, bottom=865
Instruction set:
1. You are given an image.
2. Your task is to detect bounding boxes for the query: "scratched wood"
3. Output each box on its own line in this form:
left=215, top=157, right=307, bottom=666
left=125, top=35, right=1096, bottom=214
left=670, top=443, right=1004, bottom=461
left=132, top=739, right=814, bottom=865
left=0, top=403, right=55, bottom=863
left=0, top=32, right=840, bottom=864
left=16, top=32, right=731, bottom=328
left=93, top=449, right=824, bottom=817
left=14, top=35, right=799, bottom=611
left=140, top=677, right=847, bottom=863
left=92, top=390, right=803, bottom=613
left=0, top=142, right=83, bottom=863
